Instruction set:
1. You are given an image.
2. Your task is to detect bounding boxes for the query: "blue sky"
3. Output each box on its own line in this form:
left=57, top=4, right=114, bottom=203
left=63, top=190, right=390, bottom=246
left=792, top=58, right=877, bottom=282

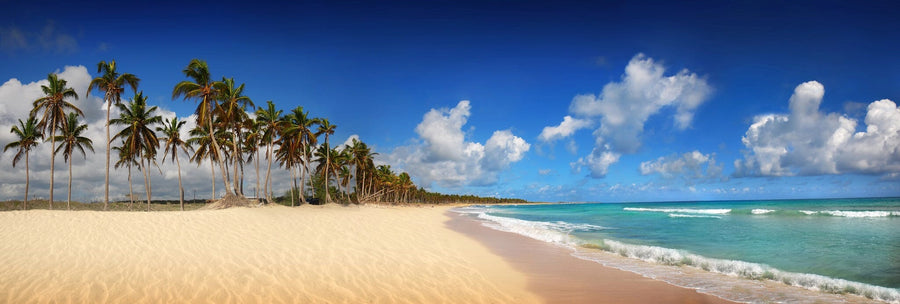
left=1, top=0, right=899, bottom=202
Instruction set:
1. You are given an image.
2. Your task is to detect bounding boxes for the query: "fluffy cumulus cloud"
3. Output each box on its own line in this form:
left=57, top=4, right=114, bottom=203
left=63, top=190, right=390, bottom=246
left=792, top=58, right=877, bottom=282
left=0, top=66, right=298, bottom=202
left=734, top=81, right=900, bottom=177
left=546, top=54, right=712, bottom=177
left=384, top=100, right=530, bottom=188
left=640, top=150, right=723, bottom=181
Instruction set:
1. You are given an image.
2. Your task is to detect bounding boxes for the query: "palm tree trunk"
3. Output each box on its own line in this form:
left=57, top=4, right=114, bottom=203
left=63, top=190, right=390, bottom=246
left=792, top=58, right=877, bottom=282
left=210, top=158, right=215, bottom=199
left=24, top=152, right=29, bottom=210
left=104, top=100, right=111, bottom=210
left=142, top=158, right=151, bottom=211
left=49, top=128, right=55, bottom=210
left=176, top=150, right=184, bottom=211
left=255, top=148, right=260, bottom=199
left=289, top=165, right=295, bottom=207
left=128, top=164, right=134, bottom=211
left=264, top=142, right=273, bottom=203
left=67, top=158, right=72, bottom=210
left=299, top=161, right=308, bottom=204
left=232, top=132, right=240, bottom=196
left=208, top=111, right=233, bottom=197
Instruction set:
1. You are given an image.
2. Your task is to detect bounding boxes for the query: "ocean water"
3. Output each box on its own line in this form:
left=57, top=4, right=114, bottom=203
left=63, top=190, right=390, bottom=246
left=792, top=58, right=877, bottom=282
left=455, top=197, right=900, bottom=303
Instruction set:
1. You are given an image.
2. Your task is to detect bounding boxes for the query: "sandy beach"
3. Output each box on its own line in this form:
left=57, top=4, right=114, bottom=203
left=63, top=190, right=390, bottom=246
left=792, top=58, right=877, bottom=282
left=0, top=204, right=732, bottom=303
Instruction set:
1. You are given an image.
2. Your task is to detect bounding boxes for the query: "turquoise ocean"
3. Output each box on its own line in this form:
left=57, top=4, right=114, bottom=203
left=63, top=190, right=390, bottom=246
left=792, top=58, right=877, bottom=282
left=455, top=197, right=900, bottom=303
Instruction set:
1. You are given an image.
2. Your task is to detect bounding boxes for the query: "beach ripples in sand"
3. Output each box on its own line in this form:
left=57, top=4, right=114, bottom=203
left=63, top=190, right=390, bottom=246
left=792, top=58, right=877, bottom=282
left=0, top=205, right=537, bottom=303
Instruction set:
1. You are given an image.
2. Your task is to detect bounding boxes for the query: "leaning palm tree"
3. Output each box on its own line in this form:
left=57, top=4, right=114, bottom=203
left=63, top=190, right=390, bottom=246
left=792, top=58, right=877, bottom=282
left=255, top=101, right=282, bottom=203
left=31, top=73, right=81, bottom=210
left=157, top=116, right=191, bottom=211
left=88, top=60, right=139, bottom=210
left=112, top=92, right=161, bottom=211
left=113, top=139, right=138, bottom=210
left=4, top=116, right=43, bottom=209
left=316, top=119, right=336, bottom=203
left=215, top=77, right=254, bottom=196
left=53, top=113, right=94, bottom=210
left=172, top=59, right=232, bottom=198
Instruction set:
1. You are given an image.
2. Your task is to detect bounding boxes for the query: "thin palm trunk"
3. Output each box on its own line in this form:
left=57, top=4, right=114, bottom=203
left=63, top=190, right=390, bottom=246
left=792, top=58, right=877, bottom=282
left=289, top=165, right=295, bottom=207
left=24, top=152, right=29, bottom=210
left=176, top=150, right=184, bottom=211
left=264, top=142, right=273, bottom=203
left=210, top=159, right=215, bottom=199
left=49, top=129, right=56, bottom=210
left=141, top=158, right=151, bottom=211
left=67, top=157, right=72, bottom=210
left=105, top=99, right=111, bottom=210
left=299, top=159, right=308, bottom=204
left=208, top=113, right=232, bottom=197
left=232, top=132, right=240, bottom=196
left=255, top=148, right=260, bottom=198
left=128, top=163, right=134, bottom=211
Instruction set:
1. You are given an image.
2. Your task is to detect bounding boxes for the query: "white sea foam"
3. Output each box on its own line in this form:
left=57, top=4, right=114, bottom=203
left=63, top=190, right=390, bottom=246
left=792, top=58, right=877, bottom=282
left=473, top=213, right=606, bottom=246
left=461, top=207, right=900, bottom=304
left=668, top=213, right=722, bottom=219
left=623, top=207, right=732, bottom=215
left=751, top=209, right=775, bottom=214
left=796, top=210, right=900, bottom=217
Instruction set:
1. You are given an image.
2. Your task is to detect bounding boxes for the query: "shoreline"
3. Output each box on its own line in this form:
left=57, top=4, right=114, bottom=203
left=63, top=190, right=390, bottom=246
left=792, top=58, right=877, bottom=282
left=445, top=209, right=736, bottom=304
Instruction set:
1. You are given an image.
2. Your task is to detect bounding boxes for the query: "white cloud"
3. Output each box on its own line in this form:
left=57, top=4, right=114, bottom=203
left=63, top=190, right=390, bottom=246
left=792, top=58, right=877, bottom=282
left=558, top=54, right=712, bottom=177
left=538, top=115, right=591, bottom=142
left=384, top=101, right=530, bottom=188
left=0, top=66, right=298, bottom=202
left=341, top=134, right=360, bottom=148
left=734, top=81, right=900, bottom=177
left=640, top=150, right=723, bottom=180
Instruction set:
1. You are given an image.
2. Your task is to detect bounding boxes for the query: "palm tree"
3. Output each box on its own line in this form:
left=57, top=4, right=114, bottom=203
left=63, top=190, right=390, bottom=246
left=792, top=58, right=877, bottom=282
left=88, top=60, right=139, bottom=210
left=112, top=92, right=161, bottom=211
left=244, top=120, right=262, bottom=198
left=113, top=139, right=138, bottom=210
left=53, top=113, right=94, bottom=210
left=157, top=116, right=191, bottom=211
left=349, top=139, right=377, bottom=202
left=314, top=143, right=340, bottom=203
left=187, top=124, right=220, bottom=200
left=255, top=101, right=282, bottom=203
left=4, top=116, right=42, bottom=209
left=279, top=106, right=318, bottom=204
left=316, top=118, right=336, bottom=203
left=172, top=59, right=232, bottom=198
left=31, top=73, right=81, bottom=210
left=215, top=77, right=254, bottom=196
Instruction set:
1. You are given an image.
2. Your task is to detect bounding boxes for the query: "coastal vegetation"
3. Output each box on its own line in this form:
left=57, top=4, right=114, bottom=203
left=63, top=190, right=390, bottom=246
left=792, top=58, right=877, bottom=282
left=4, top=59, right=527, bottom=211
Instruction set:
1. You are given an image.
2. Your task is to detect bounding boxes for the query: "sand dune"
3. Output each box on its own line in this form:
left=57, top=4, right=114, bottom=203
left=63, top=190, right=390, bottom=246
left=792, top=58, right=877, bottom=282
left=0, top=205, right=539, bottom=303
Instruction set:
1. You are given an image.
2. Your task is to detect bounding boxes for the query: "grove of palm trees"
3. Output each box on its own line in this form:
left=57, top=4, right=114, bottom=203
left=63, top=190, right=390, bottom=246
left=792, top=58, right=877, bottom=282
left=4, top=59, right=528, bottom=211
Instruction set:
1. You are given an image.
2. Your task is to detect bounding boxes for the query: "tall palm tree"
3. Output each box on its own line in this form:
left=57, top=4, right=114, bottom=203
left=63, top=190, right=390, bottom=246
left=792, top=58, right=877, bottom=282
left=255, top=101, right=282, bottom=203
left=349, top=139, right=376, bottom=202
left=53, top=113, right=94, bottom=210
left=316, top=118, right=336, bottom=203
left=215, top=77, right=254, bottom=196
left=113, top=139, right=138, bottom=210
left=172, top=59, right=232, bottom=198
left=4, top=116, right=42, bottom=209
left=31, top=73, right=81, bottom=210
left=157, top=116, right=191, bottom=211
left=112, top=92, right=161, bottom=211
left=279, top=106, right=317, bottom=204
left=314, top=143, right=340, bottom=202
left=187, top=124, right=220, bottom=200
left=244, top=119, right=262, bottom=198
left=88, top=60, right=139, bottom=210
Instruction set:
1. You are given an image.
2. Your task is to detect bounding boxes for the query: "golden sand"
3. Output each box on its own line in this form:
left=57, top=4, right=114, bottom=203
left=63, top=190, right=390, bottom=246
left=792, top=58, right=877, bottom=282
left=0, top=204, right=539, bottom=303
